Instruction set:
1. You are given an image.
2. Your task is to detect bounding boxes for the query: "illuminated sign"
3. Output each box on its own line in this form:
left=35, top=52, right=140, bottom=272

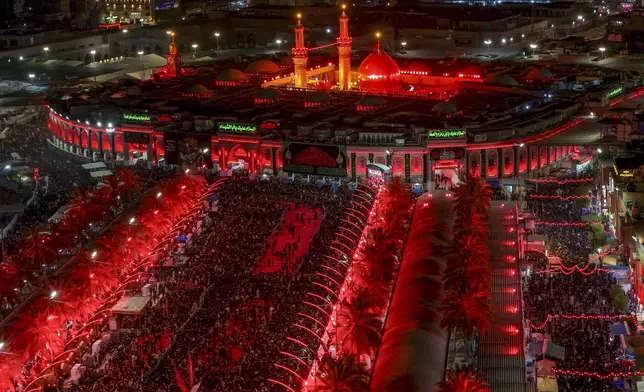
left=614, top=164, right=635, bottom=177
left=608, top=87, right=623, bottom=98
left=428, top=129, right=466, bottom=139
left=123, top=113, right=151, bottom=122
left=217, top=123, right=257, bottom=133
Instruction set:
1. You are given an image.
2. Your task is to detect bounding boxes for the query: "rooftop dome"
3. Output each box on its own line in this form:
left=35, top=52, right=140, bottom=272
left=245, top=59, right=281, bottom=74
left=432, top=102, right=459, bottom=114
left=217, top=68, right=247, bottom=82
left=255, top=88, right=283, bottom=100
left=185, top=84, right=211, bottom=94
left=484, top=73, right=520, bottom=86
left=526, top=68, right=553, bottom=80
left=358, top=40, right=401, bottom=90
left=306, top=91, right=333, bottom=103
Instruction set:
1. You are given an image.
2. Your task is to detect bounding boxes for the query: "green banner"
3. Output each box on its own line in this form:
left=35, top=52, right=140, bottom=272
left=123, top=113, right=152, bottom=122
left=428, top=129, right=466, bottom=139
left=217, top=122, right=257, bottom=133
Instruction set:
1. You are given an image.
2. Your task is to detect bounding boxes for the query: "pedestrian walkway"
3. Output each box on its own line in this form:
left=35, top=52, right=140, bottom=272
left=254, top=202, right=323, bottom=274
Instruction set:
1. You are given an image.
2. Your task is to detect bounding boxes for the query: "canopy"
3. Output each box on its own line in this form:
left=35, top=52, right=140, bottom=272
left=81, top=162, right=107, bottom=170
left=111, top=296, right=151, bottom=315
left=90, top=170, right=114, bottom=178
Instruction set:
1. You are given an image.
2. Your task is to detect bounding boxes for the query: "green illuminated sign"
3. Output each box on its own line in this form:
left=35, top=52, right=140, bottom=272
left=428, top=129, right=466, bottom=138
left=123, top=113, right=152, bottom=122
left=608, top=86, right=623, bottom=98
left=217, top=123, right=257, bottom=133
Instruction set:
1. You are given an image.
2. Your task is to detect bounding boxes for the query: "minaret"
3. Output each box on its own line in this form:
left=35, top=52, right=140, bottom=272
left=337, top=5, right=352, bottom=90
left=292, top=13, right=308, bottom=89
left=166, top=32, right=182, bottom=78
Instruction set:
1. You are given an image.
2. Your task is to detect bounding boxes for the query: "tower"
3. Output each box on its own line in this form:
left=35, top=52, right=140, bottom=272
left=292, top=14, right=308, bottom=89
left=166, top=33, right=182, bottom=78
left=337, top=5, right=352, bottom=90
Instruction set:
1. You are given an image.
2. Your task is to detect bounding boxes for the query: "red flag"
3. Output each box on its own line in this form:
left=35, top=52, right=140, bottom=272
left=188, top=352, right=194, bottom=387
left=172, top=362, right=189, bottom=392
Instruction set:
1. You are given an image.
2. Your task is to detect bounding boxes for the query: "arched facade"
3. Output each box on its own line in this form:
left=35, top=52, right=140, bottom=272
left=47, top=109, right=578, bottom=185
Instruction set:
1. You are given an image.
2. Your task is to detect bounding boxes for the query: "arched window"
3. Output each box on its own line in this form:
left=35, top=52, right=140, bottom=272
left=411, top=156, right=423, bottom=174
left=393, top=156, right=404, bottom=175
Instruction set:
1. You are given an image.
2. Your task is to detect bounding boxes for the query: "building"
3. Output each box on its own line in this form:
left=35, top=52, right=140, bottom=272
left=101, top=0, right=154, bottom=24
left=353, top=4, right=549, bottom=50
left=607, top=7, right=644, bottom=53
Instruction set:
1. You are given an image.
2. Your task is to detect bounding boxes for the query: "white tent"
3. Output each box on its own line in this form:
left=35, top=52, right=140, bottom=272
left=82, top=162, right=107, bottom=170
left=90, top=170, right=113, bottom=178
left=110, top=296, right=151, bottom=315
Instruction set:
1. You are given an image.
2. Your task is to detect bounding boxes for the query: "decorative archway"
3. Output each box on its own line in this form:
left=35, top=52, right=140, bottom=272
left=392, top=155, right=404, bottom=176
left=468, top=151, right=481, bottom=177
left=81, top=130, right=89, bottom=148
left=275, top=148, right=283, bottom=169
left=357, top=155, right=367, bottom=175
left=90, top=131, right=99, bottom=150
left=102, top=133, right=111, bottom=153
left=260, top=147, right=272, bottom=167
left=530, top=147, right=539, bottom=170
left=503, top=148, right=514, bottom=176
left=227, top=144, right=250, bottom=169
left=518, top=146, right=528, bottom=173
left=375, top=155, right=386, bottom=165
left=411, top=155, right=423, bottom=175
left=487, top=150, right=498, bottom=178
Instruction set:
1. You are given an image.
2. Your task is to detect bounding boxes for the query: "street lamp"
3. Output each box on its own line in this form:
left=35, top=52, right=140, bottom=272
left=529, top=43, right=537, bottom=56
left=577, top=14, right=583, bottom=20
left=599, top=47, right=606, bottom=59
left=90, top=49, right=96, bottom=63
left=28, top=73, right=35, bottom=82
left=276, top=39, right=282, bottom=51
left=214, top=32, right=220, bottom=50
left=191, top=43, right=198, bottom=58
left=122, top=29, right=128, bottom=34
left=137, top=50, right=145, bottom=79
left=401, top=41, right=407, bottom=49
left=43, top=46, right=49, bottom=58
left=484, top=39, right=492, bottom=54
left=501, top=38, right=506, bottom=44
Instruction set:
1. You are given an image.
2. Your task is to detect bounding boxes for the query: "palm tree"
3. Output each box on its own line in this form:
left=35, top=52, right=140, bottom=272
left=436, top=366, right=491, bottom=392
left=19, top=227, right=58, bottom=269
left=439, top=286, right=491, bottom=338
left=47, top=220, right=75, bottom=264
left=116, top=168, right=141, bottom=201
left=314, top=354, right=369, bottom=392
left=337, top=289, right=383, bottom=356
left=68, top=185, right=108, bottom=227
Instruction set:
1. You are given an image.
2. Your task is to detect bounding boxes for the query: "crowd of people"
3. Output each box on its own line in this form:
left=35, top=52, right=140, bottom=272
left=0, top=108, right=176, bottom=319
left=67, top=177, right=357, bottom=391
left=524, top=174, right=637, bottom=392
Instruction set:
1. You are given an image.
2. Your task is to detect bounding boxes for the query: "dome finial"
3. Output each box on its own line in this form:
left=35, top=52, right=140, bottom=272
left=297, top=13, right=302, bottom=26
left=341, top=4, right=346, bottom=15
left=375, top=32, right=381, bottom=52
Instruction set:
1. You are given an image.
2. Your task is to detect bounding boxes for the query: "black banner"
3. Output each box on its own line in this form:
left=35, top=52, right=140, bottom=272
left=164, top=132, right=212, bottom=168
left=430, top=148, right=466, bottom=161
left=282, top=141, right=347, bottom=177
